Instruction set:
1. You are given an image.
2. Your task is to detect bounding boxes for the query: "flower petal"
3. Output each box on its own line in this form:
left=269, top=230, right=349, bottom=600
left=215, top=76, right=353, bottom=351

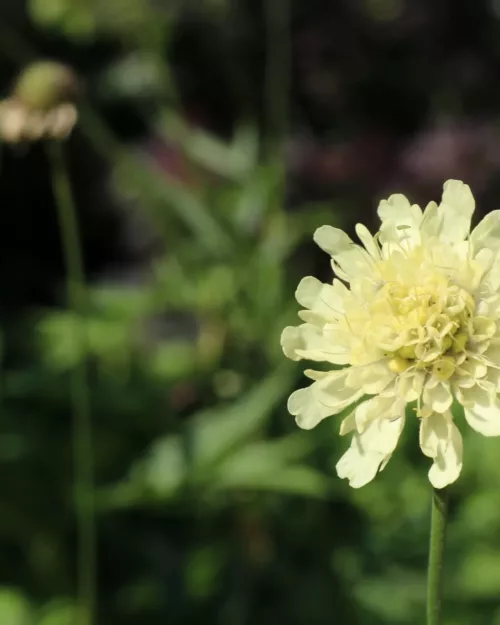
left=294, top=276, right=323, bottom=309
left=464, top=390, right=500, bottom=436
left=377, top=193, right=422, bottom=247
left=345, top=362, right=396, bottom=394
left=339, top=409, right=357, bottom=435
left=336, top=414, right=405, bottom=488
left=438, top=179, right=475, bottom=243
left=280, top=324, right=351, bottom=365
left=313, top=226, right=375, bottom=282
left=470, top=210, right=500, bottom=255
left=281, top=325, right=306, bottom=362
left=422, top=381, right=453, bottom=413
left=419, top=412, right=463, bottom=488
left=481, top=250, right=500, bottom=293
left=336, top=445, right=388, bottom=489
left=295, top=276, right=347, bottom=323
left=397, top=371, right=426, bottom=402
left=288, top=370, right=363, bottom=430
left=420, top=201, right=441, bottom=239
left=354, top=395, right=405, bottom=432
left=288, top=387, right=332, bottom=430
left=355, top=223, right=381, bottom=259
left=429, top=424, right=462, bottom=488
left=419, top=412, right=448, bottom=458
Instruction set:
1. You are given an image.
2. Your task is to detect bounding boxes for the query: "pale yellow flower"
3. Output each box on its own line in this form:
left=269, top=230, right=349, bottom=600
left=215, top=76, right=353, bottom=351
left=281, top=180, right=500, bottom=488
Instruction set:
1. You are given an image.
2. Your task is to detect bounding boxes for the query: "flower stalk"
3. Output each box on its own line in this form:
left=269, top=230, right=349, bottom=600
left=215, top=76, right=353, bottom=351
left=427, top=487, right=448, bottom=625
left=48, top=141, right=95, bottom=625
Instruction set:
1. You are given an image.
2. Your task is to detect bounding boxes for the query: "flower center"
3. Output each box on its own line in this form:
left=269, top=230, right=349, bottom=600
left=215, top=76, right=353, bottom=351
left=342, top=246, right=497, bottom=377
left=374, top=279, right=476, bottom=379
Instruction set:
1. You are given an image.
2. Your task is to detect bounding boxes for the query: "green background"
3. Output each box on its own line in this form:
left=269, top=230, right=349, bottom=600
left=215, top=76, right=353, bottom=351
left=0, top=1, right=499, bottom=623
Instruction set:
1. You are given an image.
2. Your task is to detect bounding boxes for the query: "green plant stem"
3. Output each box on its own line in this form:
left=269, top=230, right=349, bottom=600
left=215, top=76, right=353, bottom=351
left=48, top=141, right=95, bottom=625
left=427, top=487, right=448, bottom=625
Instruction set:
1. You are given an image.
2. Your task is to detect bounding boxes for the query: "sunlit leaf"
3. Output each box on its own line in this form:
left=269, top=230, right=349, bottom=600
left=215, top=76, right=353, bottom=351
left=186, top=364, right=294, bottom=471
left=0, top=589, right=32, bottom=625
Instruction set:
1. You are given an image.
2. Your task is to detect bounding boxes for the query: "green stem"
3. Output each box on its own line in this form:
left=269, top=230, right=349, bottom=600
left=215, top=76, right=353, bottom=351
left=427, top=487, right=448, bottom=625
left=48, top=141, right=95, bottom=625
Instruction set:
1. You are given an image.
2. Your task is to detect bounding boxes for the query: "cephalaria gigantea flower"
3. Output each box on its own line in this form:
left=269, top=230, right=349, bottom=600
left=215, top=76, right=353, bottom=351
left=282, top=180, right=500, bottom=488
left=0, top=61, right=79, bottom=144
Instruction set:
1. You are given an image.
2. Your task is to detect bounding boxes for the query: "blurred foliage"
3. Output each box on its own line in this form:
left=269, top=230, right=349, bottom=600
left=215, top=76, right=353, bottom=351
left=0, top=589, right=81, bottom=625
left=0, top=0, right=499, bottom=624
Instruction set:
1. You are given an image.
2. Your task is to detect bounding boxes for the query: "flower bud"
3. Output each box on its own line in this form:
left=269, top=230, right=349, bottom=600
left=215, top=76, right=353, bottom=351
left=0, top=61, right=80, bottom=143
left=14, top=61, right=80, bottom=111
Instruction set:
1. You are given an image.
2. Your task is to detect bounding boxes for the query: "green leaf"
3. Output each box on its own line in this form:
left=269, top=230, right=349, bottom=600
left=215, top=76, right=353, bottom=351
left=231, top=167, right=276, bottom=235
left=214, top=435, right=313, bottom=478
left=354, top=572, right=425, bottom=623
left=163, top=115, right=258, bottom=181
left=458, top=549, right=500, bottom=598
left=186, top=364, right=294, bottom=471
left=214, top=461, right=330, bottom=498
left=105, top=365, right=294, bottom=505
left=153, top=175, right=233, bottom=258
left=0, top=589, right=32, bottom=625
left=37, top=599, right=82, bottom=625
left=208, top=434, right=328, bottom=497
left=184, top=546, right=225, bottom=599
left=80, top=105, right=232, bottom=257
left=38, top=311, right=85, bottom=370
left=148, top=342, right=196, bottom=380
left=195, top=265, right=236, bottom=312
left=133, top=436, right=186, bottom=498
left=90, top=284, right=152, bottom=319
left=99, top=434, right=187, bottom=509
left=86, top=318, right=132, bottom=364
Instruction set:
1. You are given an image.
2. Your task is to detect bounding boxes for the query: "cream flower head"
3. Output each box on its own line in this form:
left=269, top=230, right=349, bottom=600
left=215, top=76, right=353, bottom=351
left=282, top=180, right=500, bottom=488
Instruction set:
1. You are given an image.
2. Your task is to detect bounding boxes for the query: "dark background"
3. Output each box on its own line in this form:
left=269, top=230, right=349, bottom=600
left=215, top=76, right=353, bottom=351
left=0, top=1, right=499, bottom=624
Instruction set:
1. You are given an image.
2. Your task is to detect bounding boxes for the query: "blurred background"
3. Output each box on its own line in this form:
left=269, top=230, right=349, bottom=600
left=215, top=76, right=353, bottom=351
left=0, top=0, right=499, bottom=624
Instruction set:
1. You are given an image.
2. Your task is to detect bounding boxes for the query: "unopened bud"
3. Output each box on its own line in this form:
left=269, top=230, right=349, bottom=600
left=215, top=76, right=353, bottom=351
left=14, top=61, right=80, bottom=111
left=0, top=61, right=80, bottom=143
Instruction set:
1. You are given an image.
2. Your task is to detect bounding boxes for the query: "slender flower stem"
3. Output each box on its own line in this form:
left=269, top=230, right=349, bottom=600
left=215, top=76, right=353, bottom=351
left=427, top=487, right=448, bottom=625
left=48, top=141, right=95, bottom=625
